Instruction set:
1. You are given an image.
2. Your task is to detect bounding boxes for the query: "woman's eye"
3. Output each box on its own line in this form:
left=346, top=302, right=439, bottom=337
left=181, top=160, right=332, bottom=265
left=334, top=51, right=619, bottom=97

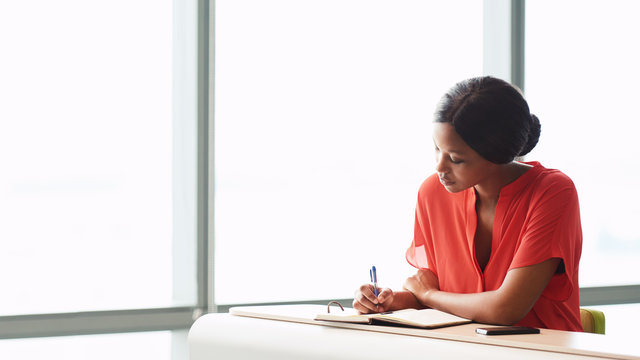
left=450, top=158, right=463, bottom=164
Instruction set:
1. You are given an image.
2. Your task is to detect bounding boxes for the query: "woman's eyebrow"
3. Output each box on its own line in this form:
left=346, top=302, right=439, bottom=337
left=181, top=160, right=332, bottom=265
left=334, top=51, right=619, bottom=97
left=447, top=149, right=465, bottom=155
left=432, top=139, right=466, bottom=154
left=439, top=148, right=466, bottom=155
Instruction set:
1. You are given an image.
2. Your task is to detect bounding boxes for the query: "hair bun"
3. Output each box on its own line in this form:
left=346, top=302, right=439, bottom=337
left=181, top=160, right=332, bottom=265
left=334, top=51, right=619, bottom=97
left=519, top=114, right=541, bottom=157
left=435, top=76, right=542, bottom=164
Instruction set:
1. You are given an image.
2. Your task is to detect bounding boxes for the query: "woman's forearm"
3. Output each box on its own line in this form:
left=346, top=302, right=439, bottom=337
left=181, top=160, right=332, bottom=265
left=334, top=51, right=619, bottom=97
left=405, top=259, right=561, bottom=325
left=423, top=289, right=519, bottom=325
left=388, top=288, right=518, bottom=324
left=388, top=290, right=424, bottom=311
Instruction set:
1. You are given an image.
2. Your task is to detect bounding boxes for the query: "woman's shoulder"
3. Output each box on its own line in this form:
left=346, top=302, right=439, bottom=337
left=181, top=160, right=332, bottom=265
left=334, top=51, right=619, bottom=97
left=530, top=162, right=577, bottom=190
left=523, top=162, right=579, bottom=202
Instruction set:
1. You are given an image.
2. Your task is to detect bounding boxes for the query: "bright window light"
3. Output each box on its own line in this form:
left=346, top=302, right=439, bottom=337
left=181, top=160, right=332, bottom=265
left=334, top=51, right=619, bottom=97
left=214, top=0, right=483, bottom=304
left=526, top=0, right=640, bottom=287
left=0, top=0, right=197, bottom=315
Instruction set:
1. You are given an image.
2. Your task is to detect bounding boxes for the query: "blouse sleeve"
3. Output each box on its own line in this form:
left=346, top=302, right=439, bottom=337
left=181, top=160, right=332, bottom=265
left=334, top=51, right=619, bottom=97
left=406, top=204, right=432, bottom=271
left=509, top=174, right=582, bottom=301
left=406, top=176, right=440, bottom=274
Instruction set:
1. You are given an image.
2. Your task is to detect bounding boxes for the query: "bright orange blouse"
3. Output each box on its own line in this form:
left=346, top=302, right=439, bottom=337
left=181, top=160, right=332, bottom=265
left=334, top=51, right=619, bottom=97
left=406, top=162, right=583, bottom=331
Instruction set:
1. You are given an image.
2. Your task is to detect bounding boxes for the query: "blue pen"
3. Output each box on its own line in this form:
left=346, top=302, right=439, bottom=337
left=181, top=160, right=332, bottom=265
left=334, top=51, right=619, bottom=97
left=370, top=266, right=379, bottom=297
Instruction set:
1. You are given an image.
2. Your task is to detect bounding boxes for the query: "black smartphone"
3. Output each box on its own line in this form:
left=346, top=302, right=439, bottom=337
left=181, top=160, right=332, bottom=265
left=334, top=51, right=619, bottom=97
left=475, top=326, right=540, bottom=335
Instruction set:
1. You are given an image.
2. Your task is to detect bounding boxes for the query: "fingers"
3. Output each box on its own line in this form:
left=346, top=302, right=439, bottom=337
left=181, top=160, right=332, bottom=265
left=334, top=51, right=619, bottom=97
left=415, top=268, right=440, bottom=293
left=403, top=274, right=428, bottom=306
left=403, top=270, right=440, bottom=307
left=353, top=284, right=396, bottom=314
left=353, top=284, right=380, bottom=314
left=376, top=288, right=394, bottom=312
left=402, top=274, right=420, bottom=293
left=378, top=287, right=393, bottom=303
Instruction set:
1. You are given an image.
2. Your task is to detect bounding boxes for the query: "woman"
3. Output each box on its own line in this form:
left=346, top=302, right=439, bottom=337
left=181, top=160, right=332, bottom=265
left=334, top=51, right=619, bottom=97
left=353, top=76, right=583, bottom=331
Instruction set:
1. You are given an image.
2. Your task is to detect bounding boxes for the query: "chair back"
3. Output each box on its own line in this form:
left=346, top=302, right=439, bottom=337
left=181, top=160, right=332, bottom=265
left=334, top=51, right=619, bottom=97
left=580, top=308, right=605, bottom=334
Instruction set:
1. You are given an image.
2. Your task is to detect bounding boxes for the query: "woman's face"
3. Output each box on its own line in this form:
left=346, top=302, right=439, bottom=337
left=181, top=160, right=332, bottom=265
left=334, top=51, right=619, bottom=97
left=432, top=122, right=500, bottom=193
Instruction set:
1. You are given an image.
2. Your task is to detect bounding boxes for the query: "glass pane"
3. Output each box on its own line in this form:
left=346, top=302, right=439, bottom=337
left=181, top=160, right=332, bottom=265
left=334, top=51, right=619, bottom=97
left=214, top=0, right=483, bottom=303
left=0, top=331, right=185, bottom=360
left=0, top=0, right=197, bottom=314
left=525, top=0, right=640, bottom=286
left=588, top=303, right=640, bottom=337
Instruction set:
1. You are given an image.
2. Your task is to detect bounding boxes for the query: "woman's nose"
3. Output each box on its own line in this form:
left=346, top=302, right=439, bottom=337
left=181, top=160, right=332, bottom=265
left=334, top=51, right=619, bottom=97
left=435, top=154, right=448, bottom=173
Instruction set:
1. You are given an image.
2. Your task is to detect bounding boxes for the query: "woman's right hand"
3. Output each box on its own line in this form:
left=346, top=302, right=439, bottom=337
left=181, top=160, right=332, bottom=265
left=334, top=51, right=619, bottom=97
left=352, top=284, right=394, bottom=314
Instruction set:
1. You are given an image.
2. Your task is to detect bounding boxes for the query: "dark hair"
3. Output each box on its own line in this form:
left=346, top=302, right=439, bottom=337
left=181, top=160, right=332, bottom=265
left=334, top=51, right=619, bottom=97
left=434, top=76, right=541, bottom=164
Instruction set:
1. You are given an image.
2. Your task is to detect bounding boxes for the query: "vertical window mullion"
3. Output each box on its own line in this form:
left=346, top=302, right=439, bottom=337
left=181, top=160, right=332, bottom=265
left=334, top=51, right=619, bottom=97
left=482, top=0, right=525, bottom=89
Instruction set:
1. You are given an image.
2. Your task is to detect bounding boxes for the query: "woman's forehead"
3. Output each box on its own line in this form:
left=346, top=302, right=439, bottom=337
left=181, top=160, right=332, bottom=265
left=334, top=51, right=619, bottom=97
left=432, top=123, right=471, bottom=153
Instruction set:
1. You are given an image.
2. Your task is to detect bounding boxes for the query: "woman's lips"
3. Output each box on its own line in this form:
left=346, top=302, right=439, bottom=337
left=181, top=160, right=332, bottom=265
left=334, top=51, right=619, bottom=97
left=439, top=177, right=454, bottom=186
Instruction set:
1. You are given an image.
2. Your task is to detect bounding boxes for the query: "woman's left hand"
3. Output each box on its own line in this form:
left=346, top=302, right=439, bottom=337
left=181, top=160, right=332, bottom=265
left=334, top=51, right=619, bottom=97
left=402, top=269, right=440, bottom=307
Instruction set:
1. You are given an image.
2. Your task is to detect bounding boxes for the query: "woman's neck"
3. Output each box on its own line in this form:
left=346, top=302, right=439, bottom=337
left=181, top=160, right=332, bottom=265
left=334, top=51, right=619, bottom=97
left=474, top=162, right=532, bottom=205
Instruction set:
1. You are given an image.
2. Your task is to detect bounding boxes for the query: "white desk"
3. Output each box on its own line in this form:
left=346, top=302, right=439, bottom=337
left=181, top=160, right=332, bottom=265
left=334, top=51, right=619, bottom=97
left=188, top=305, right=639, bottom=360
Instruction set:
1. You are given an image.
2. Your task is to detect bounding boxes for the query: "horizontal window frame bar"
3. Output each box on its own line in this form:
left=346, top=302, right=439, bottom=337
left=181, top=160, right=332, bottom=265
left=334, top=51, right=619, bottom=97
left=0, top=307, right=200, bottom=339
left=214, top=285, right=640, bottom=312
left=213, top=299, right=351, bottom=313
left=1, top=285, right=638, bottom=339
left=579, top=285, right=640, bottom=306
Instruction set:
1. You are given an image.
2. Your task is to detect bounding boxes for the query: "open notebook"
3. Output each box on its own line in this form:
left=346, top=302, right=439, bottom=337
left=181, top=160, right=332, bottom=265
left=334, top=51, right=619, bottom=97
left=314, top=307, right=471, bottom=329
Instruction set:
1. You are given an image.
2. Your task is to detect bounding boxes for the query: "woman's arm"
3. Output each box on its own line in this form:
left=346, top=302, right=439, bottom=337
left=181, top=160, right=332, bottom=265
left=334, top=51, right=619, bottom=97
left=404, top=258, right=561, bottom=325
